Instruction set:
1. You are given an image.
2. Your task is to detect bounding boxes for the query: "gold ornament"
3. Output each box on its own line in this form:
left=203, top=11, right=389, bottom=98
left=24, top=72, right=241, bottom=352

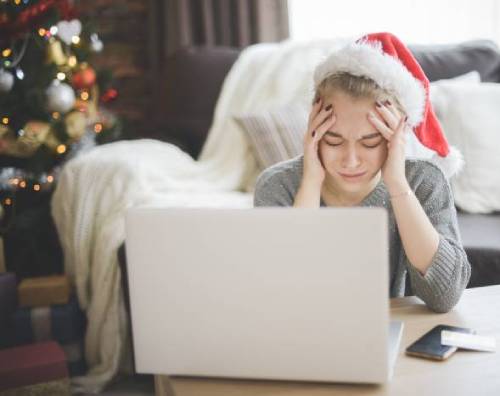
left=64, top=111, right=87, bottom=140
left=15, top=121, right=51, bottom=157
left=46, top=39, right=68, bottom=66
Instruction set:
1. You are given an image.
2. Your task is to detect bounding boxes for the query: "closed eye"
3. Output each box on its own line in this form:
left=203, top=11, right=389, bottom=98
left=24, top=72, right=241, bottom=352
left=362, top=137, right=384, bottom=148
left=324, top=139, right=383, bottom=148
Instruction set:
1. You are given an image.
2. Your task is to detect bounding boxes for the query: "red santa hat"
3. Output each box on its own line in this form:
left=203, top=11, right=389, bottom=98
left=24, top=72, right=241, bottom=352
left=313, top=32, right=463, bottom=177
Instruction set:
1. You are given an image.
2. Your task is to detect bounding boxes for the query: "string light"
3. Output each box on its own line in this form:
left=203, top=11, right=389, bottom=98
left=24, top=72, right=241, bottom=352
left=1, top=117, right=8, bottom=125
left=1, top=48, right=11, bottom=57
left=47, top=175, right=54, bottom=183
left=56, top=144, right=67, bottom=154
left=50, top=26, right=58, bottom=35
left=52, top=112, right=60, bottom=119
left=10, top=178, right=19, bottom=185
left=38, top=28, right=46, bottom=37
left=33, top=184, right=41, bottom=191
left=19, top=180, right=27, bottom=188
left=71, top=36, right=80, bottom=45
left=14, top=0, right=21, bottom=5
left=57, top=72, right=66, bottom=81
left=4, top=198, right=12, bottom=206
left=16, top=68, right=24, bottom=80
left=68, top=56, right=77, bottom=67
left=80, top=91, right=89, bottom=100
left=94, top=123, right=103, bottom=133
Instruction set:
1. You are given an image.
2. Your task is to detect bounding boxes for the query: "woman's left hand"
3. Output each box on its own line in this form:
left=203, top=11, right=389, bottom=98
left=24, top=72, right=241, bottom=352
left=367, top=100, right=410, bottom=193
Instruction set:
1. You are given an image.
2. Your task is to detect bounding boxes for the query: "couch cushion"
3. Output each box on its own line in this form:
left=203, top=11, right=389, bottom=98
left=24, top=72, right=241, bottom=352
left=457, top=212, right=500, bottom=287
left=234, top=102, right=307, bottom=170
left=410, top=40, right=500, bottom=82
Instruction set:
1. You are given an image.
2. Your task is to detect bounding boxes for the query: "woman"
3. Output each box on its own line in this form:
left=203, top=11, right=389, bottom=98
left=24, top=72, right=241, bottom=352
left=253, top=32, right=471, bottom=313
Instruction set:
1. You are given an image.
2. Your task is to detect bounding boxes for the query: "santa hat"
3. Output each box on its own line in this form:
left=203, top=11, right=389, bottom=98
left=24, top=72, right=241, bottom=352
left=313, top=32, right=463, bottom=177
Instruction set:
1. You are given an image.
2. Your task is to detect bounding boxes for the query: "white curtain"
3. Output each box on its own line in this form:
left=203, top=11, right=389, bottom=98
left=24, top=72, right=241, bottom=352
left=289, top=0, right=500, bottom=45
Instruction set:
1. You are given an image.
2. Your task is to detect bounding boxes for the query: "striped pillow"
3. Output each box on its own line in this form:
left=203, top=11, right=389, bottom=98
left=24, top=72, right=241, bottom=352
left=234, top=103, right=307, bottom=169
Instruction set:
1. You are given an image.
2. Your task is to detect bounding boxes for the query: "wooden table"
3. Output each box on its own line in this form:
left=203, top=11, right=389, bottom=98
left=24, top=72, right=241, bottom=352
left=155, top=285, right=500, bottom=396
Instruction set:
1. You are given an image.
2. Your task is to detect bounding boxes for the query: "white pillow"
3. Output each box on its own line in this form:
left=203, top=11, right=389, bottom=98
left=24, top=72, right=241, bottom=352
left=429, top=81, right=500, bottom=213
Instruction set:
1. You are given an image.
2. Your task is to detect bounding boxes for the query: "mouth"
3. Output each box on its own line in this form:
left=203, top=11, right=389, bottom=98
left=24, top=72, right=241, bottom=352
left=338, top=171, right=367, bottom=181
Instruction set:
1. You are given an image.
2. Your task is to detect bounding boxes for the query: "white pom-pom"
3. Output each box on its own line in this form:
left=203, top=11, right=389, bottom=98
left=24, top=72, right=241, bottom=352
left=429, top=146, right=464, bottom=178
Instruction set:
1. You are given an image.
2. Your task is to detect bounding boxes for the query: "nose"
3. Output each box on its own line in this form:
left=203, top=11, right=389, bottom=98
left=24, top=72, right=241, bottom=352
left=341, top=145, right=361, bottom=169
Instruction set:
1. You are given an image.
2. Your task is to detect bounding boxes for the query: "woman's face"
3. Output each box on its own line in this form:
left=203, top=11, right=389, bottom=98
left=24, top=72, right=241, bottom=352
left=318, top=91, right=388, bottom=194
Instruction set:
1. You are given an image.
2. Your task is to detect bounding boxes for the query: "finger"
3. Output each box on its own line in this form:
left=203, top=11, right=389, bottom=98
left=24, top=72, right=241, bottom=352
left=310, top=104, right=333, bottom=132
left=368, top=111, right=394, bottom=140
left=375, top=101, right=399, bottom=129
left=382, top=99, right=400, bottom=119
left=308, top=97, right=322, bottom=124
left=313, top=113, right=336, bottom=141
left=393, top=115, right=408, bottom=138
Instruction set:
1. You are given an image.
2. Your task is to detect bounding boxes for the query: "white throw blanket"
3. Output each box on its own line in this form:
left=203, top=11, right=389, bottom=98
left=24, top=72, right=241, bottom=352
left=51, top=38, right=347, bottom=393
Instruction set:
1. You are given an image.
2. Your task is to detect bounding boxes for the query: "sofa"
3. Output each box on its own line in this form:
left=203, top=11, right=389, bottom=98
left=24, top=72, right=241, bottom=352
left=131, top=40, right=500, bottom=290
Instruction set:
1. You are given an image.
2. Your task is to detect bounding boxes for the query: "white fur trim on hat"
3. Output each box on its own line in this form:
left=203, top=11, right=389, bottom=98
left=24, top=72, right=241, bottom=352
left=313, top=40, right=426, bottom=128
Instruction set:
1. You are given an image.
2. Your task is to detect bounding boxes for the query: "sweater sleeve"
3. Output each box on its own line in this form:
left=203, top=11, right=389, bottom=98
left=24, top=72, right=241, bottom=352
left=404, top=162, right=471, bottom=313
left=253, top=169, right=295, bottom=207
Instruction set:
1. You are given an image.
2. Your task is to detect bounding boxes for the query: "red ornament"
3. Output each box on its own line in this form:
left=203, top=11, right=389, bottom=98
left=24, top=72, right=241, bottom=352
left=101, top=88, right=118, bottom=103
left=72, top=67, right=96, bottom=89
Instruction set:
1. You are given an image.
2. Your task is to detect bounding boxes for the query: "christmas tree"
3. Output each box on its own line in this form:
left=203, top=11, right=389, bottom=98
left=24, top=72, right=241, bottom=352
left=0, top=0, right=121, bottom=275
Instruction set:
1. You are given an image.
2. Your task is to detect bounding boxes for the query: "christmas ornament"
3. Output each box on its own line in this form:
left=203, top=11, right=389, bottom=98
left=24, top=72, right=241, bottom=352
left=90, top=33, right=103, bottom=52
left=46, top=38, right=67, bottom=66
left=0, top=69, right=14, bottom=93
left=72, top=66, right=96, bottom=89
left=14, top=121, right=51, bottom=157
left=46, top=81, right=75, bottom=113
left=56, top=19, right=82, bottom=45
left=101, top=88, right=118, bottom=103
left=64, top=111, right=86, bottom=140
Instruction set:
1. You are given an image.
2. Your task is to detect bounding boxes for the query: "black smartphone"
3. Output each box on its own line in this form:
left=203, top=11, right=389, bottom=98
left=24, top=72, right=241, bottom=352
left=405, top=324, right=475, bottom=361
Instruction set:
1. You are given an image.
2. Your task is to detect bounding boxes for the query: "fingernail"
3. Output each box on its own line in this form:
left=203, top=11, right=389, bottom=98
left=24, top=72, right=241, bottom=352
left=375, top=101, right=382, bottom=107
left=384, top=100, right=391, bottom=106
left=312, top=130, right=316, bottom=137
left=404, top=115, right=408, bottom=122
left=325, top=104, right=332, bottom=111
left=315, top=97, right=320, bottom=104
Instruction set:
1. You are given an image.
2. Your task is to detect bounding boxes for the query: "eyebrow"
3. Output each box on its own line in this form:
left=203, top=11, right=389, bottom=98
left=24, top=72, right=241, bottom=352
left=325, top=131, right=382, bottom=140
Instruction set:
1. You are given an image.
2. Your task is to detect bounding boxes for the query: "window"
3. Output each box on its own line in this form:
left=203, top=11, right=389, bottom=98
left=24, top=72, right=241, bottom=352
left=288, top=0, right=500, bottom=45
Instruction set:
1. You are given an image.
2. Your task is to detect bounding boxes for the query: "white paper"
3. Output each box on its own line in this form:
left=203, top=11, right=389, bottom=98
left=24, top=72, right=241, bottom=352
left=441, top=330, right=496, bottom=352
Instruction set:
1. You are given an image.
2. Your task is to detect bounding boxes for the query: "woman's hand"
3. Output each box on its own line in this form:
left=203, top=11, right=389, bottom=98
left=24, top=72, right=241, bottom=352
left=367, top=100, right=410, bottom=194
left=303, top=98, right=336, bottom=187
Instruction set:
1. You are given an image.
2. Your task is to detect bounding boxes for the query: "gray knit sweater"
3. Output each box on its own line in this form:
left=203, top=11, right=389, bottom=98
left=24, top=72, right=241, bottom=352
left=253, top=155, right=471, bottom=313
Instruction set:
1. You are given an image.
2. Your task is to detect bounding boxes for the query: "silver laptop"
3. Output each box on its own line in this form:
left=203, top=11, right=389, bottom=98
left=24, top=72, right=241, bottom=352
left=125, top=207, right=403, bottom=384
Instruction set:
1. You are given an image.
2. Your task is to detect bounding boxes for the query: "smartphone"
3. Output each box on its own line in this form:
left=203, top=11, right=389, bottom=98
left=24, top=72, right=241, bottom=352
left=405, top=324, right=475, bottom=361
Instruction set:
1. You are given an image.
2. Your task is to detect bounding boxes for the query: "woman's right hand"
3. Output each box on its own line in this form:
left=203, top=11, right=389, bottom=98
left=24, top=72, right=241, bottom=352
left=303, top=98, right=336, bottom=187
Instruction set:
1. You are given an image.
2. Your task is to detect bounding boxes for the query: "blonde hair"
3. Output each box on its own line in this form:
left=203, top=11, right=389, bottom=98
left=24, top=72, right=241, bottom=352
left=313, top=72, right=405, bottom=115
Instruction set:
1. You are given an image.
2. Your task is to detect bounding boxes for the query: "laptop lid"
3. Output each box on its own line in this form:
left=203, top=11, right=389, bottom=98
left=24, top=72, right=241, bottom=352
left=125, top=207, right=390, bottom=384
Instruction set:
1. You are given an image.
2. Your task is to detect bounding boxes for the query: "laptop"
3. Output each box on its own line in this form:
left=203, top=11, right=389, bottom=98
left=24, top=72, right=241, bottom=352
left=125, top=207, right=403, bottom=384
